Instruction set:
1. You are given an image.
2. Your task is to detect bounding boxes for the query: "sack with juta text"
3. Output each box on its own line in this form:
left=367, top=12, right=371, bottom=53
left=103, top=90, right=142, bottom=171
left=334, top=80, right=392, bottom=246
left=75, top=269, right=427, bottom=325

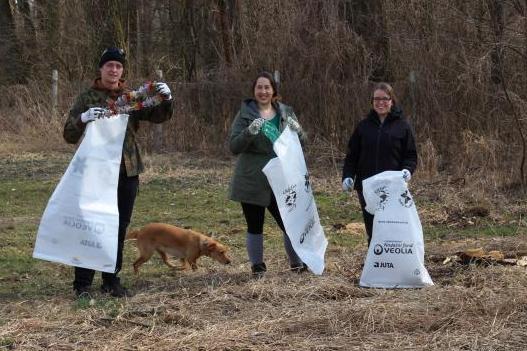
left=359, top=171, right=433, bottom=288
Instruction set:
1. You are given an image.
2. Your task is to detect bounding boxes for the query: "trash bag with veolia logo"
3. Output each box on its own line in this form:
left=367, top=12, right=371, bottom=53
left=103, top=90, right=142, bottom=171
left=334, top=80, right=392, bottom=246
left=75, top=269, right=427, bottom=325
left=262, top=126, right=328, bottom=275
left=33, top=115, right=128, bottom=272
left=360, top=171, right=433, bottom=288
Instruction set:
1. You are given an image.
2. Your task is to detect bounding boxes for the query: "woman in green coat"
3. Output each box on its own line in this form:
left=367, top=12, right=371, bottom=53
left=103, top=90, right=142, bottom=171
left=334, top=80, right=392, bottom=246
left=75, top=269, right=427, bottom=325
left=229, top=72, right=307, bottom=277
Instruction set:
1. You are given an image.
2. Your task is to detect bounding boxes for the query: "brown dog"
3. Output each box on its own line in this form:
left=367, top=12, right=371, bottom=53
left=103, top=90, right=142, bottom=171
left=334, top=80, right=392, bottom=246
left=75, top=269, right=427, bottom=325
left=126, top=223, right=231, bottom=274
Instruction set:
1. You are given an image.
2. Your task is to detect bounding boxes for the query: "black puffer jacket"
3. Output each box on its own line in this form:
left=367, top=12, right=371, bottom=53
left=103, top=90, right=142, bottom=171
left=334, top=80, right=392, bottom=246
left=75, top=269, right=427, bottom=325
left=342, top=106, right=417, bottom=190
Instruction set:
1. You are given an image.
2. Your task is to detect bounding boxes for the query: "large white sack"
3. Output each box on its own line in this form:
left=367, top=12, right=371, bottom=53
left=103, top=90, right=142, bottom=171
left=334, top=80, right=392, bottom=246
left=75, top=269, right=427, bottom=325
left=262, top=127, right=328, bottom=275
left=33, top=115, right=128, bottom=273
left=359, top=171, right=433, bottom=288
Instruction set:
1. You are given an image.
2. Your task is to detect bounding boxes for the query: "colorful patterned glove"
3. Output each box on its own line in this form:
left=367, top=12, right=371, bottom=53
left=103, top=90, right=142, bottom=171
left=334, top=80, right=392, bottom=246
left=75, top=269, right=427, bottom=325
left=287, top=116, right=302, bottom=133
left=248, top=118, right=265, bottom=135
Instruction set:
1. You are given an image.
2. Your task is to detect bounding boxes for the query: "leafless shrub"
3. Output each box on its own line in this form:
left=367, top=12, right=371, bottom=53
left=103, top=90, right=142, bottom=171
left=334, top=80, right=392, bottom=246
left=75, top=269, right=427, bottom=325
left=2, top=0, right=527, bottom=192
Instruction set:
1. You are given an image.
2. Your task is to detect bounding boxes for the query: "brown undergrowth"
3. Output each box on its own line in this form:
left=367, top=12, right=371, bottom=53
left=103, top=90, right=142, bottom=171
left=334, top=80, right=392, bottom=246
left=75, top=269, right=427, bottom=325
left=1, top=151, right=526, bottom=350
left=1, top=237, right=527, bottom=350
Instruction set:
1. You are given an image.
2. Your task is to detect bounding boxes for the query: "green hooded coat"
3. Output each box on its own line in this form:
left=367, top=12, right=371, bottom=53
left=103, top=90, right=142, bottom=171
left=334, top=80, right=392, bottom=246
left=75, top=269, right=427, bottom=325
left=229, top=99, right=304, bottom=207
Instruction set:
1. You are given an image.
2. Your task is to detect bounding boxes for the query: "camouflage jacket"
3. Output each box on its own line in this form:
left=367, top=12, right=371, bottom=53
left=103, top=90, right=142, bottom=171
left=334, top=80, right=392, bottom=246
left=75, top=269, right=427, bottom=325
left=63, top=79, right=173, bottom=177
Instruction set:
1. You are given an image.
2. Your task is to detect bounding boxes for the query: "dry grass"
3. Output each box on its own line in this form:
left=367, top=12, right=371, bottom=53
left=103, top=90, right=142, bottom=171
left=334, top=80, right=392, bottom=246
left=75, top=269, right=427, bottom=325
left=2, top=237, right=527, bottom=350
left=1, top=151, right=526, bottom=350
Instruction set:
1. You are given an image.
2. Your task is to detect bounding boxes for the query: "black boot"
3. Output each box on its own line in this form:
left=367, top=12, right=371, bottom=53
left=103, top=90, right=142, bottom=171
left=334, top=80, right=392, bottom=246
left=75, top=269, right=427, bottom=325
left=73, top=267, right=95, bottom=298
left=74, top=285, right=92, bottom=299
left=290, top=263, right=309, bottom=273
left=101, top=277, right=133, bottom=298
left=251, top=262, right=267, bottom=279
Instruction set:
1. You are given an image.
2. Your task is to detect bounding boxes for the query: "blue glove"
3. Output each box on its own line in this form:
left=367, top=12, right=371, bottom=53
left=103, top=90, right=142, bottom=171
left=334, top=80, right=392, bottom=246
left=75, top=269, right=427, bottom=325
left=342, top=177, right=354, bottom=191
left=402, top=169, right=411, bottom=182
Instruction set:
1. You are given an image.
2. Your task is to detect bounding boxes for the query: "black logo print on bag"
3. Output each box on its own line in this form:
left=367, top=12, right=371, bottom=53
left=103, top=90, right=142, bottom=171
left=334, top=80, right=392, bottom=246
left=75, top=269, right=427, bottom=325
left=399, top=190, right=413, bottom=208
left=300, top=217, right=315, bottom=244
left=282, top=185, right=297, bottom=212
left=374, top=261, right=394, bottom=268
left=304, top=172, right=311, bottom=192
left=374, top=186, right=389, bottom=211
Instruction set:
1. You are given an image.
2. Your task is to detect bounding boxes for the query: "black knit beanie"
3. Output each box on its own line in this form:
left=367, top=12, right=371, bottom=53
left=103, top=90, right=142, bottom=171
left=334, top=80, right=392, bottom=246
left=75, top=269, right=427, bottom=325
left=98, top=47, right=126, bottom=68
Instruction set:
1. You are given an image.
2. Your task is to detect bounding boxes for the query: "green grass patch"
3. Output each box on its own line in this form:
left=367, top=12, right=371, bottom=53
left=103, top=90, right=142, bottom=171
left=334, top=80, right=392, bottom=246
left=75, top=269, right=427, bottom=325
left=1, top=153, right=525, bottom=301
left=0, top=337, right=15, bottom=348
left=424, top=223, right=523, bottom=241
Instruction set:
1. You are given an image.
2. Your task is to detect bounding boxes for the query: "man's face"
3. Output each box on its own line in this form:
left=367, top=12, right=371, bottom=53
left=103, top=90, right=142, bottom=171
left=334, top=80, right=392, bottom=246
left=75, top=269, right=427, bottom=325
left=100, top=61, right=123, bottom=88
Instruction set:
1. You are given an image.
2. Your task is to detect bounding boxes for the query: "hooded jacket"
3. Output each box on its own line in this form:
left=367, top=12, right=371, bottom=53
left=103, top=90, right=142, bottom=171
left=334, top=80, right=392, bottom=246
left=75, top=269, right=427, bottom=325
left=229, top=99, right=303, bottom=207
left=342, top=106, right=417, bottom=190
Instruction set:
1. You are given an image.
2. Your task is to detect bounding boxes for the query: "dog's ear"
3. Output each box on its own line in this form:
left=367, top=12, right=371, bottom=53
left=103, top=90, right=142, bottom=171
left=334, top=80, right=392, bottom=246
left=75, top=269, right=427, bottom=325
left=201, top=239, right=216, bottom=251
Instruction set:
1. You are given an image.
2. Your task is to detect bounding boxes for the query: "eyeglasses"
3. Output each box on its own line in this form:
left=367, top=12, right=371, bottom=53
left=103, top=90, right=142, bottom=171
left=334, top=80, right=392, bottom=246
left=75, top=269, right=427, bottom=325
left=373, top=97, right=391, bottom=102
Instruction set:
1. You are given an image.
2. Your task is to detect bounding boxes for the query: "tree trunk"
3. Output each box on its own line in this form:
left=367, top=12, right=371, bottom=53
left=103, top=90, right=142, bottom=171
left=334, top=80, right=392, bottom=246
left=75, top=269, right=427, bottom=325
left=487, top=0, right=504, bottom=84
left=349, top=0, right=391, bottom=82
left=0, top=0, right=26, bottom=84
left=216, top=0, right=233, bottom=66
left=183, top=0, right=197, bottom=81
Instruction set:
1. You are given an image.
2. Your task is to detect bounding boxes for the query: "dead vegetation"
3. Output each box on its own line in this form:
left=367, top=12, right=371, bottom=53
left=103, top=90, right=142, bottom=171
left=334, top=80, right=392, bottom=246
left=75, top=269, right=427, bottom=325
left=1, top=152, right=527, bottom=350
left=2, top=237, right=527, bottom=351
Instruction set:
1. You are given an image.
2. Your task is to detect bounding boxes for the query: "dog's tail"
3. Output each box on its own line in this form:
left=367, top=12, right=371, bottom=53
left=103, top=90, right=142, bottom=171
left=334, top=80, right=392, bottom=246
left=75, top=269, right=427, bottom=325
left=125, top=228, right=141, bottom=240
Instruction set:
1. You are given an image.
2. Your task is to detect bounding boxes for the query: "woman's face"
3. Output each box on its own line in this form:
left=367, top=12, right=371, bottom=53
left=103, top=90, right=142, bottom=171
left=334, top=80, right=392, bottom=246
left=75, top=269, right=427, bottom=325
left=372, top=89, right=393, bottom=118
left=254, top=77, right=274, bottom=105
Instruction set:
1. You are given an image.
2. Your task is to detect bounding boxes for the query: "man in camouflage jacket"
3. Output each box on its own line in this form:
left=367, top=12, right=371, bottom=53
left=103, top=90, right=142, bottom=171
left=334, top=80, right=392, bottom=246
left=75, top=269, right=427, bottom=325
left=64, top=47, right=173, bottom=297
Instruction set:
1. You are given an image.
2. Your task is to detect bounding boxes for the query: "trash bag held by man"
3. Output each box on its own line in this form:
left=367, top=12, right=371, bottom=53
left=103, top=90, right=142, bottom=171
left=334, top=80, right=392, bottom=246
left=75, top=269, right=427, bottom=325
left=33, top=115, right=128, bottom=272
left=359, top=171, right=433, bottom=288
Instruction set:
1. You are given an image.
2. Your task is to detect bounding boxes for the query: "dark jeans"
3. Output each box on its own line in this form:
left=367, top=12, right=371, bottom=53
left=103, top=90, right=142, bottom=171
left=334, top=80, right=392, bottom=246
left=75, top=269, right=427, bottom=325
left=357, top=190, right=374, bottom=247
left=241, top=194, right=285, bottom=234
left=73, top=173, right=139, bottom=290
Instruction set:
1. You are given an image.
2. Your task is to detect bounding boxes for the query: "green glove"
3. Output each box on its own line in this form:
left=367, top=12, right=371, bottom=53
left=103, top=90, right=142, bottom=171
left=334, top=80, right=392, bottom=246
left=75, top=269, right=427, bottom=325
left=261, top=121, right=280, bottom=143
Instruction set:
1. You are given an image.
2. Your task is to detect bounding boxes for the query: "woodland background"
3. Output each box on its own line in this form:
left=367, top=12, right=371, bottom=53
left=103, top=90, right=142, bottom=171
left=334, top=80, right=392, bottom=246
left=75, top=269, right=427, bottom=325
left=2, top=3, right=527, bottom=349
left=1, top=0, right=526, bottom=191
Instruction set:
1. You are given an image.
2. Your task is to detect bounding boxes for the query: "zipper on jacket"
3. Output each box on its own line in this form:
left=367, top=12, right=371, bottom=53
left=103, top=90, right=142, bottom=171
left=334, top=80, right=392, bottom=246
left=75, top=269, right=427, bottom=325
left=375, top=123, right=382, bottom=173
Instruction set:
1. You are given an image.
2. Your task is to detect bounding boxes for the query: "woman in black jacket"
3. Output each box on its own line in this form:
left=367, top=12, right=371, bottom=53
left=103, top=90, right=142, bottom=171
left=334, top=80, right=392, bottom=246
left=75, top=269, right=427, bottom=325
left=342, top=82, right=417, bottom=246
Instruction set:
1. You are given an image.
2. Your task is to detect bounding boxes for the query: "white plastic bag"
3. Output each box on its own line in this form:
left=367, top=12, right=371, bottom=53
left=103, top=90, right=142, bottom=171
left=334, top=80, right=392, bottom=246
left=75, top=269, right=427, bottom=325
left=359, top=171, right=433, bottom=288
left=262, top=127, right=328, bottom=275
left=33, top=115, right=128, bottom=272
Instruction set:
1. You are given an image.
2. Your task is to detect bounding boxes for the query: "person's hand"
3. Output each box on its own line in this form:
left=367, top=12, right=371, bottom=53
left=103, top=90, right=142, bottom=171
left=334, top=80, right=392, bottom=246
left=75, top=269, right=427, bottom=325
left=248, top=118, right=265, bottom=135
left=342, top=177, right=354, bottom=191
left=155, top=82, right=172, bottom=100
left=402, top=169, right=411, bottom=182
left=80, top=107, right=107, bottom=123
left=287, top=116, right=302, bottom=133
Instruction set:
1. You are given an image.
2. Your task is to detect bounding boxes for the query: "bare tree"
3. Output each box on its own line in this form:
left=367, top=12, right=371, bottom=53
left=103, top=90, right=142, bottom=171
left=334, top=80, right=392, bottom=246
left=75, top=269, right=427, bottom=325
left=347, top=0, right=391, bottom=82
left=0, top=0, right=26, bottom=84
